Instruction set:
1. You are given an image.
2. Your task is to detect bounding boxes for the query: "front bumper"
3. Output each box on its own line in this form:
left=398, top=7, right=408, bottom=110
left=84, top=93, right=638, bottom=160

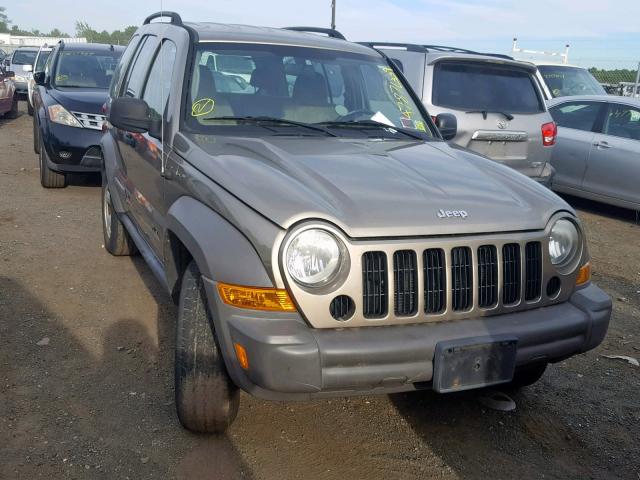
left=42, top=122, right=103, bottom=173
left=204, top=280, right=611, bottom=401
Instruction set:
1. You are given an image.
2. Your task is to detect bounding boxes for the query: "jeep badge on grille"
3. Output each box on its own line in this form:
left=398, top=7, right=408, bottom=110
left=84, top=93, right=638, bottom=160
left=438, top=209, right=468, bottom=219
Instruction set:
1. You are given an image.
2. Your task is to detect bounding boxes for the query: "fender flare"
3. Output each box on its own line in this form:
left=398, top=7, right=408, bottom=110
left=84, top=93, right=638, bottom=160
left=164, top=196, right=274, bottom=295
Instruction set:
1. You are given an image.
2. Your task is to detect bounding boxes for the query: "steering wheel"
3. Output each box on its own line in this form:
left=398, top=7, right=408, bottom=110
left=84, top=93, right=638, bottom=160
left=336, top=109, right=375, bottom=122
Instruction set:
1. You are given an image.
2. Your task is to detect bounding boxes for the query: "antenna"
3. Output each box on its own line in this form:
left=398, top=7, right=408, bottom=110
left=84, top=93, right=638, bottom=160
left=331, top=0, right=336, bottom=30
left=160, top=0, right=166, bottom=176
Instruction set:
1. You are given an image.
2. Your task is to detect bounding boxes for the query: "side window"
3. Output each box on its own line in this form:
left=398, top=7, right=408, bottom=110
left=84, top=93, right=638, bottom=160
left=142, top=40, right=177, bottom=120
left=549, top=102, right=602, bottom=132
left=109, top=35, right=141, bottom=98
left=122, top=35, right=158, bottom=98
left=603, top=104, right=640, bottom=141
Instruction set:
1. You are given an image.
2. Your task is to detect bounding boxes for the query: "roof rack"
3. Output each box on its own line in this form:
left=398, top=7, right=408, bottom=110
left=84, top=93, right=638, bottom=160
left=284, top=27, right=346, bottom=40
left=143, top=11, right=183, bottom=26
left=359, top=42, right=513, bottom=60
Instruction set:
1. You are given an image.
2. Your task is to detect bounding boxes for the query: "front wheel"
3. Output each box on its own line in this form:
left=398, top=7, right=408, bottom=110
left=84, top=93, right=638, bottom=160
left=101, top=180, right=137, bottom=256
left=175, top=261, right=239, bottom=433
left=39, top=137, right=66, bottom=188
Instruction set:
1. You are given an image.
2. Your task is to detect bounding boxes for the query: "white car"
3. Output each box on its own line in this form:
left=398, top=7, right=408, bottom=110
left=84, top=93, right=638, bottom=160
left=27, top=45, right=52, bottom=116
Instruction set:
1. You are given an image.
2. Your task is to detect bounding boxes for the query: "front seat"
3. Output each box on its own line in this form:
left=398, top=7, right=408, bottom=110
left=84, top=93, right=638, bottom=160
left=286, top=70, right=335, bottom=123
left=192, top=64, right=233, bottom=118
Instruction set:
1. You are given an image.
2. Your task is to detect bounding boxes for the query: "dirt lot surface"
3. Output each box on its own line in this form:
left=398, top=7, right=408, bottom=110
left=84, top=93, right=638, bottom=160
left=1, top=103, right=639, bottom=480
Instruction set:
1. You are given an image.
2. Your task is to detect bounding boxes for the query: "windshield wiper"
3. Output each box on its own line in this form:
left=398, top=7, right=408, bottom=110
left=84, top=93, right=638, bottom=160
left=316, top=120, right=426, bottom=140
left=465, top=110, right=514, bottom=121
left=199, top=116, right=337, bottom=137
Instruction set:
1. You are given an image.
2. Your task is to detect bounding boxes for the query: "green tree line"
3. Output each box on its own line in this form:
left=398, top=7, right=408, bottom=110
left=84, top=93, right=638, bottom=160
left=588, top=67, right=638, bottom=84
left=0, top=6, right=136, bottom=44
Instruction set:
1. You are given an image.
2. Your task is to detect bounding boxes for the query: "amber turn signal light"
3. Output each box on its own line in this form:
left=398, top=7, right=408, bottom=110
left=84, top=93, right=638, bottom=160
left=576, top=262, right=591, bottom=286
left=234, top=343, right=249, bottom=370
left=217, top=283, right=296, bottom=312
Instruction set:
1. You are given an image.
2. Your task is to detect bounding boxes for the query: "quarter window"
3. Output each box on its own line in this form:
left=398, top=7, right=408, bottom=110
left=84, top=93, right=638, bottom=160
left=549, top=102, right=602, bottom=132
left=603, top=104, right=640, bottom=141
left=142, top=40, right=178, bottom=120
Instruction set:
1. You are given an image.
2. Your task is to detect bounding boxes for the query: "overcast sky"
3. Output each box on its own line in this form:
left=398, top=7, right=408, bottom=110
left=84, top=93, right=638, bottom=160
left=8, top=0, right=640, bottom=68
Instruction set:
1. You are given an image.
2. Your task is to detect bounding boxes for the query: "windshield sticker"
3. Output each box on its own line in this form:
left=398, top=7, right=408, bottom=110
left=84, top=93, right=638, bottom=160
left=414, top=120, right=427, bottom=132
left=371, top=111, right=395, bottom=127
left=55, top=74, right=69, bottom=83
left=400, top=117, right=414, bottom=129
left=379, top=66, right=417, bottom=122
left=192, top=98, right=215, bottom=117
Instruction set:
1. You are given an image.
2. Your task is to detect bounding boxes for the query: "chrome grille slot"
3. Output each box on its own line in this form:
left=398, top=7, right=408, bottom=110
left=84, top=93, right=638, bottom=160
left=525, top=242, right=543, bottom=301
left=478, top=245, right=498, bottom=308
left=451, top=247, right=473, bottom=311
left=362, top=251, right=388, bottom=318
left=424, top=248, right=446, bottom=314
left=393, top=250, right=418, bottom=316
left=502, top=243, right=521, bottom=305
left=71, top=111, right=106, bottom=131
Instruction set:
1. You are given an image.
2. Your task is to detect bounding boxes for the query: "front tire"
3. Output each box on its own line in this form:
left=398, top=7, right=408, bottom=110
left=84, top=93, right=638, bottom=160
left=101, top=180, right=137, bottom=256
left=175, top=261, right=239, bottom=434
left=27, top=101, right=33, bottom=116
left=33, top=115, right=40, bottom=154
left=39, top=137, right=66, bottom=188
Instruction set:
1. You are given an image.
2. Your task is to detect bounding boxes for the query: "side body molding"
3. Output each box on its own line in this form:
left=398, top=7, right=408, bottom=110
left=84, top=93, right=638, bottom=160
left=164, top=196, right=274, bottom=295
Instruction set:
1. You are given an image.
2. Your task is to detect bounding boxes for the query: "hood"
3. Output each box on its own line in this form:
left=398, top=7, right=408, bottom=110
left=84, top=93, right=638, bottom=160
left=181, top=134, right=571, bottom=238
left=49, top=88, right=108, bottom=114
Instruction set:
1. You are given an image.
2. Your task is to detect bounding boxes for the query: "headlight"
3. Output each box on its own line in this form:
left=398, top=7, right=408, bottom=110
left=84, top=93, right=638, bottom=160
left=286, top=229, right=343, bottom=287
left=15, top=75, right=26, bottom=83
left=549, top=218, right=580, bottom=266
left=47, top=104, right=83, bottom=128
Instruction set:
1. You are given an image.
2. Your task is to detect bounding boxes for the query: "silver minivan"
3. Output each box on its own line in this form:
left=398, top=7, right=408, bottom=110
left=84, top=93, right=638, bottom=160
left=362, top=44, right=557, bottom=184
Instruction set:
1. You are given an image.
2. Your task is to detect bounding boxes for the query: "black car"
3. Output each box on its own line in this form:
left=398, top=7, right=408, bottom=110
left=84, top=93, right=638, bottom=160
left=32, top=42, right=124, bottom=188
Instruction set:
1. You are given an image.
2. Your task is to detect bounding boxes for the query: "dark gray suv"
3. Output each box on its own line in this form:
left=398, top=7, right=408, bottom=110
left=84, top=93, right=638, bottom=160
left=101, top=12, right=611, bottom=433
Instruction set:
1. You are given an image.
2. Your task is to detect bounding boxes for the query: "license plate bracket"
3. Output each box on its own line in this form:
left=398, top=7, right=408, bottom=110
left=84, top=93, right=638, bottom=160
left=433, top=336, right=518, bottom=393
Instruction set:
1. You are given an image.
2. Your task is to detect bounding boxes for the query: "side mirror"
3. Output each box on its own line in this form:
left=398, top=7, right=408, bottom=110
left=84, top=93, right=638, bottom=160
left=33, top=71, right=45, bottom=85
left=3, top=59, right=9, bottom=67
left=4, top=70, right=15, bottom=78
left=109, top=97, right=151, bottom=133
left=23, top=64, right=33, bottom=72
left=435, top=113, right=457, bottom=140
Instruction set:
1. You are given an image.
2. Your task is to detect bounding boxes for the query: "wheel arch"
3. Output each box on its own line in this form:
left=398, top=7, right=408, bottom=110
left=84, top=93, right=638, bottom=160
left=164, top=196, right=274, bottom=302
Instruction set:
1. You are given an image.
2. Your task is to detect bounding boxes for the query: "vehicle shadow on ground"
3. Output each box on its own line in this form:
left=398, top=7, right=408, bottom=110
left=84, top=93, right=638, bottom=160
left=559, top=193, right=639, bottom=224
left=0, top=276, right=254, bottom=479
left=66, top=172, right=101, bottom=188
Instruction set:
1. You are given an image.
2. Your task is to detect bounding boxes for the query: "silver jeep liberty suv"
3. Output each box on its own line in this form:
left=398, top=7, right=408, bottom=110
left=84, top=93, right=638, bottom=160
left=101, top=12, right=612, bottom=433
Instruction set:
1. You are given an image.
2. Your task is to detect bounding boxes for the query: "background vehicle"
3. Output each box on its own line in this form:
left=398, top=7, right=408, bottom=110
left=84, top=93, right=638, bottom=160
left=0, top=67, right=18, bottom=118
left=535, top=63, right=607, bottom=100
left=32, top=41, right=124, bottom=188
left=6, top=46, right=38, bottom=97
left=27, top=45, right=52, bottom=116
left=101, top=13, right=610, bottom=434
left=548, top=95, right=640, bottom=211
left=362, top=43, right=557, bottom=184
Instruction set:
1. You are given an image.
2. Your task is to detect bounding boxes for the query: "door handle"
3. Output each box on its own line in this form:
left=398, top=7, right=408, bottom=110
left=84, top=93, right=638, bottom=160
left=593, top=141, right=611, bottom=149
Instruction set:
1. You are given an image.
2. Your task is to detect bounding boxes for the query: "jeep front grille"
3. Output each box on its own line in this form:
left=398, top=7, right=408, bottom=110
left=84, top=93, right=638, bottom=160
left=362, top=241, right=545, bottom=321
left=71, top=111, right=106, bottom=130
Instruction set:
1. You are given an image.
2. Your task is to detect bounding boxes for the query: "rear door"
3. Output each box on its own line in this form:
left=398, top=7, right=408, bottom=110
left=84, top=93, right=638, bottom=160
left=429, top=60, right=549, bottom=178
left=583, top=102, right=640, bottom=205
left=548, top=101, right=606, bottom=189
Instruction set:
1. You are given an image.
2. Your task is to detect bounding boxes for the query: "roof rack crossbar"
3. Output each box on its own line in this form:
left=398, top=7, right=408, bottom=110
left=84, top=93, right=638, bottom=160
left=284, top=27, right=346, bottom=40
left=423, top=44, right=513, bottom=60
left=143, top=11, right=183, bottom=26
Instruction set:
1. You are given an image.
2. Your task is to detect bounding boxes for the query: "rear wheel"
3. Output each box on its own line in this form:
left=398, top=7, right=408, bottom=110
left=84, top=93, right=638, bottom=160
left=101, top=180, right=137, bottom=256
left=175, top=261, right=239, bottom=433
left=509, top=363, right=547, bottom=388
left=39, top=137, right=66, bottom=188
left=5, top=94, right=18, bottom=119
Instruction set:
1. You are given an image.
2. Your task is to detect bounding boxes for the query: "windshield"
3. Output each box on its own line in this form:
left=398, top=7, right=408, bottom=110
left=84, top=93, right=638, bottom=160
left=34, top=50, right=51, bottom=72
left=185, top=43, right=433, bottom=138
left=538, top=65, right=606, bottom=98
left=54, top=50, right=122, bottom=88
left=12, top=50, right=37, bottom=65
left=433, top=61, right=544, bottom=114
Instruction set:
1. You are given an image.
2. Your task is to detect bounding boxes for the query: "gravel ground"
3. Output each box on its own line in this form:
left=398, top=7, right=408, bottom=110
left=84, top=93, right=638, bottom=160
left=1, top=102, right=639, bottom=480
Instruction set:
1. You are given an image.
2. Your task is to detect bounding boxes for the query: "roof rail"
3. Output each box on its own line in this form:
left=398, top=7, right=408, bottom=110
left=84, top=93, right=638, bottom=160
left=284, top=27, right=346, bottom=40
left=358, top=42, right=427, bottom=53
left=423, top=44, right=513, bottom=60
left=143, top=11, right=183, bottom=26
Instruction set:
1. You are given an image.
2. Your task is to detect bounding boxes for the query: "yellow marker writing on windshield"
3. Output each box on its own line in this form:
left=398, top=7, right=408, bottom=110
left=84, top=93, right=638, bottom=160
left=192, top=98, right=215, bottom=117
